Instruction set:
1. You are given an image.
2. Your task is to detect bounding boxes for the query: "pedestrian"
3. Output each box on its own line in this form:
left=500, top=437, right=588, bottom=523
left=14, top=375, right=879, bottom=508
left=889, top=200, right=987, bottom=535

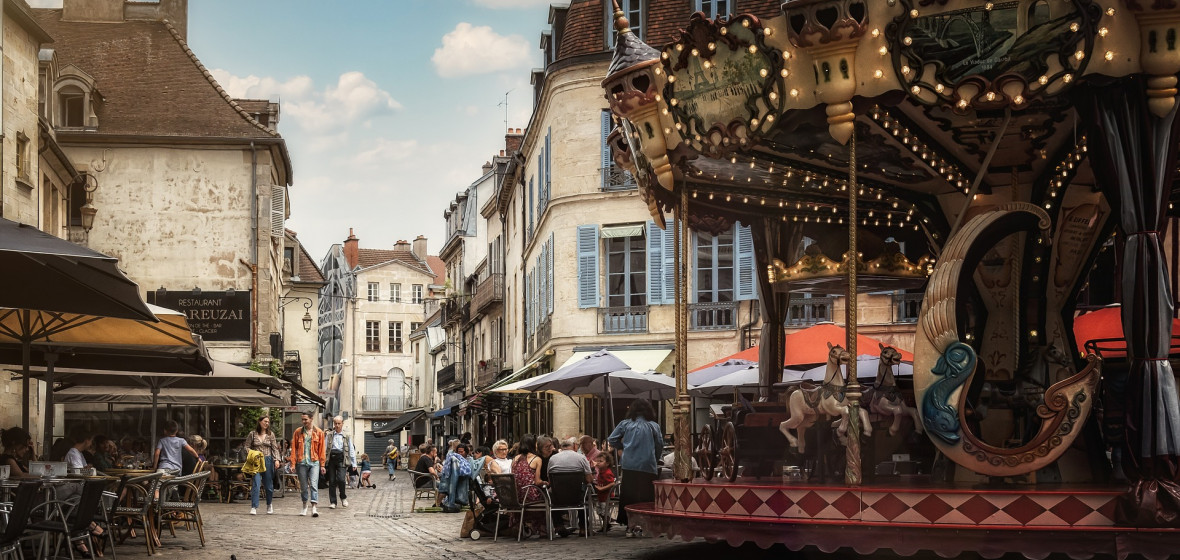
left=153, top=421, right=197, bottom=476
left=383, top=438, right=398, bottom=480
left=593, top=453, right=617, bottom=532
left=324, top=415, right=357, bottom=509
left=289, top=411, right=326, bottom=518
left=244, top=415, right=282, bottom=515
left=440, top=444, right=472, bottom=513
left=357, top=454, right=375, bottom=488
left=608, top=399, right=662, bottom=537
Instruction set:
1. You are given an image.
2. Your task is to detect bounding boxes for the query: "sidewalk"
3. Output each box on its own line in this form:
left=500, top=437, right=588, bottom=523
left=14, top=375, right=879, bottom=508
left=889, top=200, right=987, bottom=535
left=109, top=473, right=676, bottom=559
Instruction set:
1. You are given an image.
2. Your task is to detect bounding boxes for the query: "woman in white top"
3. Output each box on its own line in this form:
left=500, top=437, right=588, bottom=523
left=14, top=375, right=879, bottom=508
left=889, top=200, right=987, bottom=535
left=488, top=440, right=512, bottom=474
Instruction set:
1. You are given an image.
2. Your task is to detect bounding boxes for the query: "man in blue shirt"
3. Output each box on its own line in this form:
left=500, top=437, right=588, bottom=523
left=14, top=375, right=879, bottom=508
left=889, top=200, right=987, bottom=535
left=324, top=415, right=357, bottom=509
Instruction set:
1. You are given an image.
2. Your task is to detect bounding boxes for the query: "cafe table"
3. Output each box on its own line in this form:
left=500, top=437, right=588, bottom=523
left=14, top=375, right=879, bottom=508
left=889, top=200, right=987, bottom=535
left=213, top=463, right=245, bottom=503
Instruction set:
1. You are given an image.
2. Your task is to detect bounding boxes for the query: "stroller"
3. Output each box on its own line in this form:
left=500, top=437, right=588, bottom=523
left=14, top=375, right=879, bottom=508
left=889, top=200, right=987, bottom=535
left=464, top=478, right=510, bottom=540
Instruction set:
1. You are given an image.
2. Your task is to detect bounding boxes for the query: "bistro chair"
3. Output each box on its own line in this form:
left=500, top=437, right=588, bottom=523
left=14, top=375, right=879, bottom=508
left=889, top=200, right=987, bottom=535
left=407, top=469, right=437, bottom=511
left=0, top=481, right=41, bottom=560
left=111, top=472, right=163, bottom=556
left=25, top=478, right=107, bottom=559
left=546, top=472, right=593, bottom=539
left=156, top=471, right=210, bottom=548
left=91, top=474, right=129, bottom=559
left=488, top=473, right=547, bottom=542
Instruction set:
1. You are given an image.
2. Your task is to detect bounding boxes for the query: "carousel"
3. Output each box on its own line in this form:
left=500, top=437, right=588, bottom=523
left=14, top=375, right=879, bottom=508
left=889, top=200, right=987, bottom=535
left=602, top=0, right=1180, bottom=557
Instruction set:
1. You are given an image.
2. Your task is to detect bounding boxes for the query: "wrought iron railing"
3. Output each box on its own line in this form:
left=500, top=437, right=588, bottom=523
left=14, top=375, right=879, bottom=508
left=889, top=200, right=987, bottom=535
left=537, top=318, right=552, bottom=348
left=473, top=273, right=504, bottom=314
left=360, top=396, right=407, bottom=413
left=601, top=165, right=636, bottom=192
left=893, top=293, right=923, bottom=323
left=785, top=296, right=834, bottom=326
left=599, top=306, right=648, bottom=334
left=476, top=357, right=502, bottom=389
left=690, top=301, right=737, bottom=330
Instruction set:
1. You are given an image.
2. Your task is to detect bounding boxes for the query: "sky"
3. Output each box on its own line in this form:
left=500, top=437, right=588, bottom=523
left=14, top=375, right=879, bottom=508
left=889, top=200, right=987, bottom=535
left=31, top=0, right=554, bottom=260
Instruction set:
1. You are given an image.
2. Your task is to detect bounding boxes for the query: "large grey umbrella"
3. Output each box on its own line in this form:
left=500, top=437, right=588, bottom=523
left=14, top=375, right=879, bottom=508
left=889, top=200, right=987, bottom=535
left=687, top=359, right=756, bottom=387
left=51, top=361, right=288, bottom=407
left=559, top=370, right=676, bottom=401
left=516, top=349, right=636, bottom=428
left=784, top=355, right=913, bottom=383
left=690, top=365, right=759, bottom=397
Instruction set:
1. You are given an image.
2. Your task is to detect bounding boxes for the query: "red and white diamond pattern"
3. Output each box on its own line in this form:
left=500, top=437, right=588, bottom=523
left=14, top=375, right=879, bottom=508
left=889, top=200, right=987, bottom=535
left=654, top=482, right=1119, bottom=528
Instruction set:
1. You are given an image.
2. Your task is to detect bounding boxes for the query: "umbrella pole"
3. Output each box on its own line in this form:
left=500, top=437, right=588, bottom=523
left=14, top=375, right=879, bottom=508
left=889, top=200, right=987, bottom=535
left=151, top=385, right=159, bottom=447
left=606, top=372, right=615, bottom=437
left=21, top=339, right=30, bottom=431
left=42, top=352, right=58, bottom=456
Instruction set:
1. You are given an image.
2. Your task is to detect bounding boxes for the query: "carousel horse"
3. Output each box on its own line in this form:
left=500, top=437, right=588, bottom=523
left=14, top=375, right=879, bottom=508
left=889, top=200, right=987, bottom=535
left=778, top=342, right=872, bottom=453
left=867, top=344, right=923, bottom=437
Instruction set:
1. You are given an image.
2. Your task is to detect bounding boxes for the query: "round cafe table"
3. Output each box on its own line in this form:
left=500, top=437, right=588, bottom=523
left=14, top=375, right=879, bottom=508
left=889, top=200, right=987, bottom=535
left=213, top=463, right=245, bottom=503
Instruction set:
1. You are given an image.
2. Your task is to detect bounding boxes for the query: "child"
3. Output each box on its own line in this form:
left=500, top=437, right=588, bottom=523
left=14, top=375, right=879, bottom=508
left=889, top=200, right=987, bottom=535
left=593, top=453, right=616, bottom=533
left=153, top=420, right=197, bottom=476
left=358, top=453, right=375, bottom=488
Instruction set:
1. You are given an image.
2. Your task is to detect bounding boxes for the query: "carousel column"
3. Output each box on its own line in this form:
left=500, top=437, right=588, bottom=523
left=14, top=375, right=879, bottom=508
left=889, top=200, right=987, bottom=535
left=673, top=187, right=693, bottom=482
left=844, top=133, right=862, bottom=487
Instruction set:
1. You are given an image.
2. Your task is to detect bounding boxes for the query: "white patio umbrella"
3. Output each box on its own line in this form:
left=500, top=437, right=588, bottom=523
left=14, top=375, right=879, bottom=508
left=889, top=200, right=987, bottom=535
left=686, top=359, right=757, bottom=387
left=561, top=369, right=676, bottom=401
left=689, top=365, right=760, bottom=397
left=499, top=349, right=638, bottom=428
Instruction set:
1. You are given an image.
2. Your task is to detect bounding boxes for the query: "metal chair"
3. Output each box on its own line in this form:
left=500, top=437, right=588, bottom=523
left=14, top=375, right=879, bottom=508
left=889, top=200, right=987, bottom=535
left=488, top=473, right=547, bottom=541
left=111, top=472, right=163, bottom=556
left=0, top=481, right=40, bottom=560
left=407, top=469, right=437, bottom=511
left=156, top=471, right=210, bottom=548
left=25, top=478, right=108, bottom=559
left=546, top=472, right=593, bottom=539
left=91, top=474, right=129, bottom=559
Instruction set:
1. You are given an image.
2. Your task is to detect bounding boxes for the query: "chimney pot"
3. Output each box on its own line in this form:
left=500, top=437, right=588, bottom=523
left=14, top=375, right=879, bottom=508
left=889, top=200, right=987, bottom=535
left=412, top=236, right=428, bottom=262
left=344, top=229, right=360, bottom=269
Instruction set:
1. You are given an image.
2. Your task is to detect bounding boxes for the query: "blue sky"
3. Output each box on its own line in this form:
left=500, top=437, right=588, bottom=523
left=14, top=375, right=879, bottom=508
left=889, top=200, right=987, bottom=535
left=33, top=0, right=556, bottom=259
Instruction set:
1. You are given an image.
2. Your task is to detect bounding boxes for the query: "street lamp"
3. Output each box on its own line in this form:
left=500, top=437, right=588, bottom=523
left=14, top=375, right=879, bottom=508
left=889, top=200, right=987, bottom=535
left=74, top=173, right=99, bottom=232
left=280, top=296, right=315, bottom=333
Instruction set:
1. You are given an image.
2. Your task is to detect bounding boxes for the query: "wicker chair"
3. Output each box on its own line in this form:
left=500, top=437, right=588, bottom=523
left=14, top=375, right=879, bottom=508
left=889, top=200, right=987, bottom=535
left=156, top=471, right=210, bottom=548
left=111, top=472, right=163, bottom=556
left=407, top=469, right=438, bottom=511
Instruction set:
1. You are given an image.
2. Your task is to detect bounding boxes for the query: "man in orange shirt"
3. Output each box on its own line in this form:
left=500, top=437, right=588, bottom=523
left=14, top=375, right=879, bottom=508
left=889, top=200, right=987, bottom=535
left=290, top=411, right=326, bottom=517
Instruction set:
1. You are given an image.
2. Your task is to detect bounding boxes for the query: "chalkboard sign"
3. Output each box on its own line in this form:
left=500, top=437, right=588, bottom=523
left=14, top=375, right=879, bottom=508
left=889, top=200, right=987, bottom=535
left=149, top=289, right=251, bottom=341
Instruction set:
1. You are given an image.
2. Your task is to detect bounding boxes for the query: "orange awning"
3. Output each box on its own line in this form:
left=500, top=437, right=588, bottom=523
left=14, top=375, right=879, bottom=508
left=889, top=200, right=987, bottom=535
left=693, top=323, right=914, bottom=371
left=1074, top=305, right=1180, bottom=359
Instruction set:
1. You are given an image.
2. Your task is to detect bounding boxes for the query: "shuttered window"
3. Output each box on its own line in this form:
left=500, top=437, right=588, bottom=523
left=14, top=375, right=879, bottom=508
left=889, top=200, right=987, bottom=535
left=606, top=235, right=646, bottom=307
left=271, top=184, right=285, bottom=238
left=735, top=223, right=757, bottom=300
left=547, top=233, right=555, bottom=314
left=601, top=110, right=612, bottom=190
left=695, top=229, right=735, bottom=303
left=577, top=225, right=600, bottom=308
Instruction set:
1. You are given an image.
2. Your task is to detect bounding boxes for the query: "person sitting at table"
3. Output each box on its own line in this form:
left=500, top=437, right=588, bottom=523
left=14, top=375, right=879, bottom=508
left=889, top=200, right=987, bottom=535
left=153, top=420, right=198, bottom=476
left=0, top=426, right=33, bottom=475
left=65, top=430, right=93, bottom=470
left=91, top=435, right=116, bottom=471
left=47, top=437, right=71, bottom=461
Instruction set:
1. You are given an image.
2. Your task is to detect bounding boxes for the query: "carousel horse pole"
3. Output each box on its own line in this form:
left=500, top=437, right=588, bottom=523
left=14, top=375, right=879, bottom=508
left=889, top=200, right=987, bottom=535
left=778, top=343, right=871, bottom=453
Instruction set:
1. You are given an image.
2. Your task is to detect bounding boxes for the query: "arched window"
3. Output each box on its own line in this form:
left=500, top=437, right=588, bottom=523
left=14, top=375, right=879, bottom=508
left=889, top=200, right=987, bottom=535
left=58, top=84, right=85, bottom=127
left=387, top=367, right=406, bottom=400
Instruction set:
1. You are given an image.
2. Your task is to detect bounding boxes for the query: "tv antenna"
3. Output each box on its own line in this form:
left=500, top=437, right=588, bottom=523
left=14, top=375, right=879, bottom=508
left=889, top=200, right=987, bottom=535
left=497, top=90, right=513, bottom=131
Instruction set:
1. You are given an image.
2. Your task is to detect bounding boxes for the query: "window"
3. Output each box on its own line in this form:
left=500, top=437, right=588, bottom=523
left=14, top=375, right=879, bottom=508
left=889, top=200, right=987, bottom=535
left=388, top=322, right=403, bottom=353
left=367, top=282, right=379, bottom=302
left=412, top=284, right=424, bottom=304
left=696, top=230, right=735, bottom=304
left=60, top=87, right=85, bottom=128
left=365, top=377, right=381, bottom=398
left=414, top=342, right=420, bottom=364
left=411, top=322, right=423, bottom=332
left=390, top=283, right=401, bottom=302
left=606, top=235, right=647, bottom=307
left=694, top=0, right=732, bottom=19
left=609, top=0, right=643, bottom=44
left=283, top=246, right=295, bottom=277
left=15, top=132, right=29, bottom=181
left=365, top=321, right=380, bottom=352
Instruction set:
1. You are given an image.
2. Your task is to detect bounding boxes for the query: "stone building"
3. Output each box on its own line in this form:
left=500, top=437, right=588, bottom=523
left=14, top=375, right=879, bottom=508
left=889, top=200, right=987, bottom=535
left=317, top=231, right=444, bottom=456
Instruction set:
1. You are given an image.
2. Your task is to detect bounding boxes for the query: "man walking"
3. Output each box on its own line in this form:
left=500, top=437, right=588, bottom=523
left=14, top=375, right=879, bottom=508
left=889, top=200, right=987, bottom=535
left=383, top=439, right=398, bottom=481
left=325, top=415, right=357, bottom=509
left=290, top=411, right=326, bottom=518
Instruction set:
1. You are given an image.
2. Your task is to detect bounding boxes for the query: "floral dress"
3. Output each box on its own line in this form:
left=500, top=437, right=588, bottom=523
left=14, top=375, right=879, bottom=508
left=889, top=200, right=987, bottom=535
left=511, top=453, right=544, bottom=533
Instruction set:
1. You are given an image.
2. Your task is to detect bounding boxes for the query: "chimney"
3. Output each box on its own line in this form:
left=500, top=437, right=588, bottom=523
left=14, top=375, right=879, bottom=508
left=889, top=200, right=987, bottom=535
left=482, top=161, right=493, bottom=175
left=412, top=235, right=428, bottom=262
left=66, top=0, right=190, bottom=40
left=394, top=239, right=411, bottom=252
left=344, top=229, right=359, bottom=269
left=505, top=127, right=524, bottom=155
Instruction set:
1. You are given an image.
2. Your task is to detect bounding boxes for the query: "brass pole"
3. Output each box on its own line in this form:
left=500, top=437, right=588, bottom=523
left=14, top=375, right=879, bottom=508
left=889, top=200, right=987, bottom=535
left=845, top=132, right=863, bottom=486
left=674, top=186, right=693, bottom=481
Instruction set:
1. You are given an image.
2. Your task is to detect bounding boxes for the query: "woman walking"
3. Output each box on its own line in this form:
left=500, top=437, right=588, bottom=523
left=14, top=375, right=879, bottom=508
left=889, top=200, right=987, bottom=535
left=244, top=416, right=282, bottom=515
left=608, top=399, right=662, bottom=537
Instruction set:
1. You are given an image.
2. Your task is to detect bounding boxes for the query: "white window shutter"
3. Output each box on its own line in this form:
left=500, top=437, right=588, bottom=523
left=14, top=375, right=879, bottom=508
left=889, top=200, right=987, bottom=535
left=270, top=184, right=285, bottom=238
left=547, top=234, right=555, bottom=315
left=601, top=110, right=612, bottom=189
left=577, top=224, right=600, bottom=308
left=646, top=221, right=664, bottom=305
left=735, top=223, right=757, bottom=300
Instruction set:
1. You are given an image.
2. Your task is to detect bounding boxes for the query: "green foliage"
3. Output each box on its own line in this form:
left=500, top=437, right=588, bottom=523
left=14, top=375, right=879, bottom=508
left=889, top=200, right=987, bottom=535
left=236, top=360, right=284, bottom=438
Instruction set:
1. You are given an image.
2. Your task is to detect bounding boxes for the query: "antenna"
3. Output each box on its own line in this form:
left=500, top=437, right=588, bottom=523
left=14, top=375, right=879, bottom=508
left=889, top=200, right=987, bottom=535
left=497, top=89, right=513, bottom=131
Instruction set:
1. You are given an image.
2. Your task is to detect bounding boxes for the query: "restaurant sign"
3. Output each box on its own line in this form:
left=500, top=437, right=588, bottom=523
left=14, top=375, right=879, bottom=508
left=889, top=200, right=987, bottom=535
left=148, top=289, right=251, bottom=341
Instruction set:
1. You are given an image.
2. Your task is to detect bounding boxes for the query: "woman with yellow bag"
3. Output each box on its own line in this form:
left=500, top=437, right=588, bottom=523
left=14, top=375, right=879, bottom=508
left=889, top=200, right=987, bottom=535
left=243, top=416, right=282, bottom=515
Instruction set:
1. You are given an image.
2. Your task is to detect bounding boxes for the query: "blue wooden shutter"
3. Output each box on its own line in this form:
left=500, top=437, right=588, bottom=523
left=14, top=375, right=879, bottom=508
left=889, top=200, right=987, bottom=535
left=528, top=177, right=535, bottom=238
left=577, top=224, right=600, bottom=308
left=548, top=233, right=555, bottom=314
left=539, top=247, right=547, bottom=318
left=545, top=128, right=552, bottom=202
left=646, top=221, right=663, bottom=305
left=601, top=110, right=612, bottom=189
left=735, top=223, right=757, bottom=301
left=662, top=220, right=676, bottom=305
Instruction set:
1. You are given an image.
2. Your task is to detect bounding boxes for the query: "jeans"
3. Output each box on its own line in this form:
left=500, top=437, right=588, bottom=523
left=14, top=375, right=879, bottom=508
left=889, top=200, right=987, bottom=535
left=386, top=461, right=396, bottom=476
left=250, top=456, right=274, bottom=508
left=326, top=453, right=348, bottom=505
left=296, top=462, right=319, bottom=504
left=443, top=474, right=469, bottom=509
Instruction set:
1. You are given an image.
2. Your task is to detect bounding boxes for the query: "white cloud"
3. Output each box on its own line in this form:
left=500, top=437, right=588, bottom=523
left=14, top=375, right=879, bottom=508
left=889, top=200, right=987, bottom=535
left=353, top=138, right=420, bottom=166
left=471, top=0, right=554, bottom=8
left=210, top=69, right=401, bottom=135
left=432, top=23, right=532, bottom=78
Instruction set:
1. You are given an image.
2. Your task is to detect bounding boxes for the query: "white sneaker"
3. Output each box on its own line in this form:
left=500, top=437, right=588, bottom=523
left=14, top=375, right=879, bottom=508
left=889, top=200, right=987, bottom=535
left=342, top=499, right=349, bottom=508
left=300, top=504, right=308, bottom=516
left=311, top=504, right=319, bottom=517
left=329, top=503, right=336, bottom=509
left=249, top=507, right=257, bottom=515
left=266, top=505, right=274, bottom=514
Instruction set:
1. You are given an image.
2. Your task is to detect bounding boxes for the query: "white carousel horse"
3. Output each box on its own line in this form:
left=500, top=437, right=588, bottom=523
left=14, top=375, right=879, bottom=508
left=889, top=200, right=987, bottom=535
left=867, top=343, right=923, bottom=437
left=778, top=342, right=872, bottom=453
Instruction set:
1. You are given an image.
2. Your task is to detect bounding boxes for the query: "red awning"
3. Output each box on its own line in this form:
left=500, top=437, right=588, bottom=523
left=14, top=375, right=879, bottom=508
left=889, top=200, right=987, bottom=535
left=692, top=323, right=914, bottom=371
left=1074, top=305, right=1180, bottom=359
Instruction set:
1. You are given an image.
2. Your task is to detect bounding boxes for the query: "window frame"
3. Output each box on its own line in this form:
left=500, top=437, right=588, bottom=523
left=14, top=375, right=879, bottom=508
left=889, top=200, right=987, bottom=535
left=388, top=321, right=403, bottom=353
left=367, top=282, right=379, bottom=302
left=605, top=234, right=647, bottom=308
left=694, top=228, right=736, bottom=304
left=365, top=320, right=381, bottom=352
left=694, top=0, right=733, bottom=19
left=411, top=284, right=424, bottom=304
left=606, top=0, right=644, bottom=47
left=389, top=283, right=401, bottom=302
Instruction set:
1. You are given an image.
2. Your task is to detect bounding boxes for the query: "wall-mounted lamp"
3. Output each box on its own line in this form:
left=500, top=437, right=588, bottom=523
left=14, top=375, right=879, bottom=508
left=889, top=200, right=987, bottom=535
left=75, top=173, right=100, bottom=232
left=192, top=286, right=202, bottom=296
left=225, top=287, right=236, bottom=298
left=280, top=296, right=315, bottom=332
left=156, top=286, right=166, bottom=300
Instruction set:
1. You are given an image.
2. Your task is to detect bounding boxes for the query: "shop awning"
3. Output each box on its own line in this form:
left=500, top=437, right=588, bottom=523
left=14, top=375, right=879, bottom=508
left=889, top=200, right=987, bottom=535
left=558, top=347, right=673, bottom=374
left=431, top=405, right=457, bottom=419
left=287, top=378, right=326, bottom=407
left=600, top=224, right=645, bottom=238
left=484, top=354, right=549, bottom=393
left=373, top=410, right=425, bottom=437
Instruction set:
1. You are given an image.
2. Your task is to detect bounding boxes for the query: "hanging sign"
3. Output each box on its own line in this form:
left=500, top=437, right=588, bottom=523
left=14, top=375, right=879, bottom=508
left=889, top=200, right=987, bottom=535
left=149, top=289, right=251, bottom=341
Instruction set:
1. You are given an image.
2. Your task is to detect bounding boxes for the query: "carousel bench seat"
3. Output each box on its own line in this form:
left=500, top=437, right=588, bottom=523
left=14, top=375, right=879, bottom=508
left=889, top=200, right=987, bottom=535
left=742, top=412, right=790, bottom=428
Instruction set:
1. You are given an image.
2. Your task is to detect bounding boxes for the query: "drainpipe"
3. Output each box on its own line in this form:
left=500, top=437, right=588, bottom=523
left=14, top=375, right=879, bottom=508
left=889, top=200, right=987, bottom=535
left=243, top=142, right=259, bottom=357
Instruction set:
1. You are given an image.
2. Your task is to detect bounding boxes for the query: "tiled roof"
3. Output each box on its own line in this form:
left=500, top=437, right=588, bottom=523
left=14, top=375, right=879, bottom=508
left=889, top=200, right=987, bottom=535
left=297, top=242, right=325, bottom=284
left=648, top=0, right=782, bottom=46
left=356, top=248, right=435, bottom=278
left=557, top=0, right=605, bottom=60
left=32, top=9, right=277, bottom=138
left=427, top=256, right=446, bottom=286
left=235, top=99, right=270, bottom=114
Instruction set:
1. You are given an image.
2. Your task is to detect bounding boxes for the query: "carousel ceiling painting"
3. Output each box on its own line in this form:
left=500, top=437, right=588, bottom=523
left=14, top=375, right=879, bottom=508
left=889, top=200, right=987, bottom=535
left=605, top=0, right=1180, bottom=525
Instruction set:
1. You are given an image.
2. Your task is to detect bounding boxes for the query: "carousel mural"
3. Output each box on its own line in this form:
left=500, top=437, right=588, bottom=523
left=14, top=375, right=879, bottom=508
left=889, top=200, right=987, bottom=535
left=604, top=0, right=1180, bottom=555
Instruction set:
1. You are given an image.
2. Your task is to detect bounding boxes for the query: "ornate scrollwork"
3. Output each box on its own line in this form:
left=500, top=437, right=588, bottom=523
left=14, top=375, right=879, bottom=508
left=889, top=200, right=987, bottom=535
left=782, top=0, right=869, bottom=48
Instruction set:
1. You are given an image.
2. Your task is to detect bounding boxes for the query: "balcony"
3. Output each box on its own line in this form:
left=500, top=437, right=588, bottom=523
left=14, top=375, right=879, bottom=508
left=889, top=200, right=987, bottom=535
left=690, top=301, right=737, bottom=331
left=599, top=306, right=648, bottom=334
left=537, top=318, right=552, bottom=348
left=476, top=357, right=503, bottom=389
left=893, top=293, right=923, bottom=323
left=360, top=395, right=408, bottom=414
left=786, top=296, right=834, bottom=327
left=442, top=298, right=469, bottom=328
left=473, top=273, right=505, bottom=314
left=437, top=362, right=464, bottom=391
left=601, top=164, right=636, bottom=192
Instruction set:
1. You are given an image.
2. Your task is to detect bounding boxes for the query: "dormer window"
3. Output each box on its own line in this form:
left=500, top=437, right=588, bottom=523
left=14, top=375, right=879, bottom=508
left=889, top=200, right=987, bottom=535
left=60, top=87, right=85, bottom=127
left=607, top=0, right=644, bottom=46
left=53, top=65, right=99, bottom=130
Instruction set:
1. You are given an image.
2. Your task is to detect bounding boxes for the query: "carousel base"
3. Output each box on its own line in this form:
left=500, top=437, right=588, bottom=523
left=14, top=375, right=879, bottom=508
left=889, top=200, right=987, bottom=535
left=626, top=479, right=1179, bottom=559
